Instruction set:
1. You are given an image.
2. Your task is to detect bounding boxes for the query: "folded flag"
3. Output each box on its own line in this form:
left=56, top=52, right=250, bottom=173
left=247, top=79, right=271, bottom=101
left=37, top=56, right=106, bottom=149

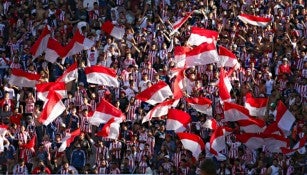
left=30, top=25, right=51, bottom=59
left=85, top=65, right=119, bottom=87
left=185, top=42, right=219, bottom=67
left=101, top=21, right=125, bottom=40
left=177, top=132, right=205, bottom=159
left=96, top=118, right=120, bottom=140
left=187, top=26, right=218, bottom=46
left=36, top=82, right=67, bottom=101
left=244, top=93, right=268, bottom=117
left=9, top=69, right=40, bottom=87
left=56, top=62, right=78, bottom=83
left=174, top=46, right=191, bottom=68
left=217, top=46, right=239, bottom=68
left=166, top=109, right=191, bottom=132
left=44, top=38, right=66, bottom=63
left=238, top=13, right=272, bottom=27
left=58, top=129, right=81, bottom=152
left=185, top=97, right=212, bottom=116
left=136, top=81, right=173, bottom=105
left=218, top=68, right=232, bottom=101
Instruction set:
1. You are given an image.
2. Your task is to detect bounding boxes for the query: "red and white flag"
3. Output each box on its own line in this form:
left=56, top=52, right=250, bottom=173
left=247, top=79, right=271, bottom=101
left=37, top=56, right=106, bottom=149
left=187, top=26, right=218, bottom=46
left=20, top=136, right=36, bottom=150
left=264, top=134, right=290, bottom=153
left=210, top=126, right=232, bottom=155
left=203, top=118, right=218, bottom=130
left=136, top=81, right=173, bottom=105
left=96, top=118, right=120, bottom=140
left=9, top=69, right=40, bottom=87
left=281, top=136, right=306, bottom=155
left=0, top=125, right=8, bottom=136
left=44, top=38, right=65, bottom=63
left=263, top=122, right=284, bottom=136
left=170, top=12, right=193, bottom=35
left=56, top=62, right=78, bottom=83
left=142, top=99, right=179, bottom=123
left=218, top=68, right=232, bottom=101
left=236, top=133, right=265, bottom=150
left=30, top=25, right=51, bottom=59
left=90, top=98, right=125, bottom=126
left=36, top=82, right=67, bottom=101
left=58, top=129, right=81, bottom=152
left=85, top=65, right=119, bottom=87
left=237, top=119, right=266, bottom=133
left=101, top=21, right=125, bottom=39
left=276, top=101, right=296, bottom=131
left=217, top=46, right=239, bottom=68
left=38, top=91, right=66, bottom=126
left=173, top=46, right=191, bottom=68
left=244, top=93, right=268, bottom=117
left=185, top=42, right=219, bottom=67
left=166, top=109, right=191, bottom=132
left=238, top=13, right=272, bottom=27
left=62, top=30, right=95, bottom=58
left=173, top=68, right=186, bottom=99
left=177, top=132, right=205, bottom=159
left=185, top=97, right=212, bottom=115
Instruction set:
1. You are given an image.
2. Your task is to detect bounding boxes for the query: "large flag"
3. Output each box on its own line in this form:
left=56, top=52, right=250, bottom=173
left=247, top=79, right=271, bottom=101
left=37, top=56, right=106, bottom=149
left=224, top=102, right=258, bottom=122
left=185, top=97, right=212, bottom=115
left=185, top=42, right=219, bottom=67
left=237, top=119, right=266, bottom=133
left=238, top=13, right=272, bottom=27
left=217, top=46, right=239, bottom=68
left=30, top=25, right=51, bottom=58
left=187, top=26, right=218, bottom=46
left=202, top=118, right=218, bottom=130
left=166, top=109, right=191, bottom=132
left=142, top=99, right=179, bottom=123
left=90, top=98, right=125, bottom=126
left=236, top=133, right=265, bottom=150
left=58, top=129, right=81, bottom=152
left=276, top=101, right=296, bottom=131
left=177, top=132, right=205, bottom=159
left=210, top=126, right=232, bottom=155
left=38, top=91, right=66, bottom=126
left=173, top=68, right=186, bottom=99
left=56, top=62, right=78, bottom=83
left=36, top=82, right=67, bottom=101
left=44, top=38, right=66, bottom=63
left=173, top=46, right=191, bottom=68
left=281, top=136, right=307, bottom=155
left=264, top=134, right=290, bottom=153
left=218, top=68, right=232, bottom=101
left=170, top=12, right=193, bottom=35
left=96, top=118, right=120, bottom=140
left=244, top=93, right=268, bottom=117
left=136, top=81, right=173, bottom=105
left=85, top=65, right=119, bottom=87
left=101, top=21, right=125, bottom=39
left=9, top=69, right=40, bottom=87
left=0, top=125, right=8, bottom=136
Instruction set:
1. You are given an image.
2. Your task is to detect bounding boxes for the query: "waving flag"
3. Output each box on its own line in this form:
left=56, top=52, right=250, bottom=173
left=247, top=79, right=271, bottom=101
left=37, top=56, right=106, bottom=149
left=217, top=46, right=239, bottom=68
left=238, top=13, right=272, bottom=27
left=0, top=125, right=8, bottom=136
left=166, top=109, right=191, bottom=132
left=218, top=68, right=232, bottom=101
left=20, top=135, right=36, bottom=150
left=185, top=42, right=219, bottom=67
left=185, top=97, right=212, bottom=115
left=281, top=136, right=307, bottom=155
left=9, top=69, right=40, bottom=87
left=177, top=132, right=205, bottom=159
left=237, top=119, right=266, bottom=133
left=85, top=65, right=119, bottom=87
left=136, top=81, right=173, bottom=105
left=58, top=129, right=81, bottom=152
left=142, top=99, right=179, bottom=123
left=96, top=118, right=120, bottom=140
left=210, top=126, right=232, bottom=155
left=203, top=118, right=218, bottom=130
left=36, top=82, right=67, bottom=101
left=276, top=101, right=296, bottom=131
left=90, top=98, right=125, bottom=126
left=224, top=102, right=257, bottom=121
left=244, top=93, right=268, bottom=117
left=170, top=12, right=192, bottom=35
left=264, top=134, right=290, bottom=153
left=187, top=26, right=218, bottom=46
left=30, top=25, right=51, bottom=58
left=38, top=91, right=66, bottom=126
left=101, top=21, right=125, bottom=39
left=56, top=62, right=78, bottom=83
left=173, top=68, right=186, bottom=99
left=174, top=46, right=191, bottom=68
left=44, top=38, right=66, bottom=63
left=236, top=133, right=265, bottom=150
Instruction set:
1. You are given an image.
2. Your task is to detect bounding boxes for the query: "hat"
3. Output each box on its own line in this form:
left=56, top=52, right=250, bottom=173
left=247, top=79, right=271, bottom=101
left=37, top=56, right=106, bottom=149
left=257, top=36, right=262, bottom=40
left=283, top=58, right=288, bottom=61
left=164, top=155, right=170, bottom=159
left=79, top=82, right=84, bottom=86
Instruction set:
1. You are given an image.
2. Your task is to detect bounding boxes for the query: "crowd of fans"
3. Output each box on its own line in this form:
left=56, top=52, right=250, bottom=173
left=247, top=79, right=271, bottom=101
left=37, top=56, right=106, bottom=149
left=0, top=0, right=306, bottom=174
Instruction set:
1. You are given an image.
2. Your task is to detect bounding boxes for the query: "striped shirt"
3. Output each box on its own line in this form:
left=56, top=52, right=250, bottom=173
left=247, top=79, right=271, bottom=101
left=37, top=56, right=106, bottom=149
left=109, top=141, right=122, bottom=159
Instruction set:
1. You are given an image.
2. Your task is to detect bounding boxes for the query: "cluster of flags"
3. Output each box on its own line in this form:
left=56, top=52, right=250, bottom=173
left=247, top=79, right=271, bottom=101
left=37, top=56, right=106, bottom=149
left=5, top=12, right=303, bottom=156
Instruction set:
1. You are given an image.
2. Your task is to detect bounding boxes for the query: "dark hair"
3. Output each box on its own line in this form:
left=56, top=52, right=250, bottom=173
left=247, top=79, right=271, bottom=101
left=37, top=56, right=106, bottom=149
left=200, top=159, right=217, bottom=175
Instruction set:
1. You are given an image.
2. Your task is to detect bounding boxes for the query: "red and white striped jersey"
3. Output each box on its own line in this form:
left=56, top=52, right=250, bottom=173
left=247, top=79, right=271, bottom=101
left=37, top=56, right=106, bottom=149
left=95, top=145, right=109, bottom=164
left=80, top=115, right=92, bottom=133
left=13, top=164, right=28, bottom=175
left=138, top=161, right=148, bottom=174
left=226, top=141, right=241, bottom=159
left=109, top=141, right=122, bottom=159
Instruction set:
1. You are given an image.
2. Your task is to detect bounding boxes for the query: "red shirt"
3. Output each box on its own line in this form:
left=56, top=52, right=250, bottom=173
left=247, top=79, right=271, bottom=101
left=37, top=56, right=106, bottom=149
left=278, top=64, right=291, bottom=75
left=32, top=166, right=51, bottom=174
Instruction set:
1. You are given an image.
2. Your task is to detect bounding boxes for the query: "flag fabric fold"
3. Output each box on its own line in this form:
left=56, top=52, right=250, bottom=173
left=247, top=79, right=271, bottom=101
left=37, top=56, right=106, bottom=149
left=58, top=129, right=81, bottom=152
left=9, top=69, right=40, bottom=87
left=136, top=81, right=173, bottom=105
left=244, top=93, right=268, bottom=117
left=166, top=109, right=191, bottom=132
left=30, top=25, right=51, bottom=58
left=218, top=68, right=232, bottom=101
left=84, top=65, right=119, bottom=87
left=173, top=68, right=186, bottom=99
left=276, top=101, right=296, bottom=131
left=56, top=62, right=78, bottom=83
left=170, top=12, right=193, bottom=35
left=185, top=97, right=212, bottom=115
left=44, top=38, right=65, bottom=63
left=203, top=118, right=218, bottom=130
left=101, top=21, right=125, bottom=39
left=185, top=42, right=219, bottom=67
left=187, top=26, right=218, bottom=46
left=36, top=82, right=67, bottom=101
left=217, top=46, right=239, bottom=68
left=177, top=132, right=205, bottom=159
left=173, top=46, right=191, bottom=68
left=238, top=13, right=272, bottom=27
left=96, top=118, right=120, bottom=139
